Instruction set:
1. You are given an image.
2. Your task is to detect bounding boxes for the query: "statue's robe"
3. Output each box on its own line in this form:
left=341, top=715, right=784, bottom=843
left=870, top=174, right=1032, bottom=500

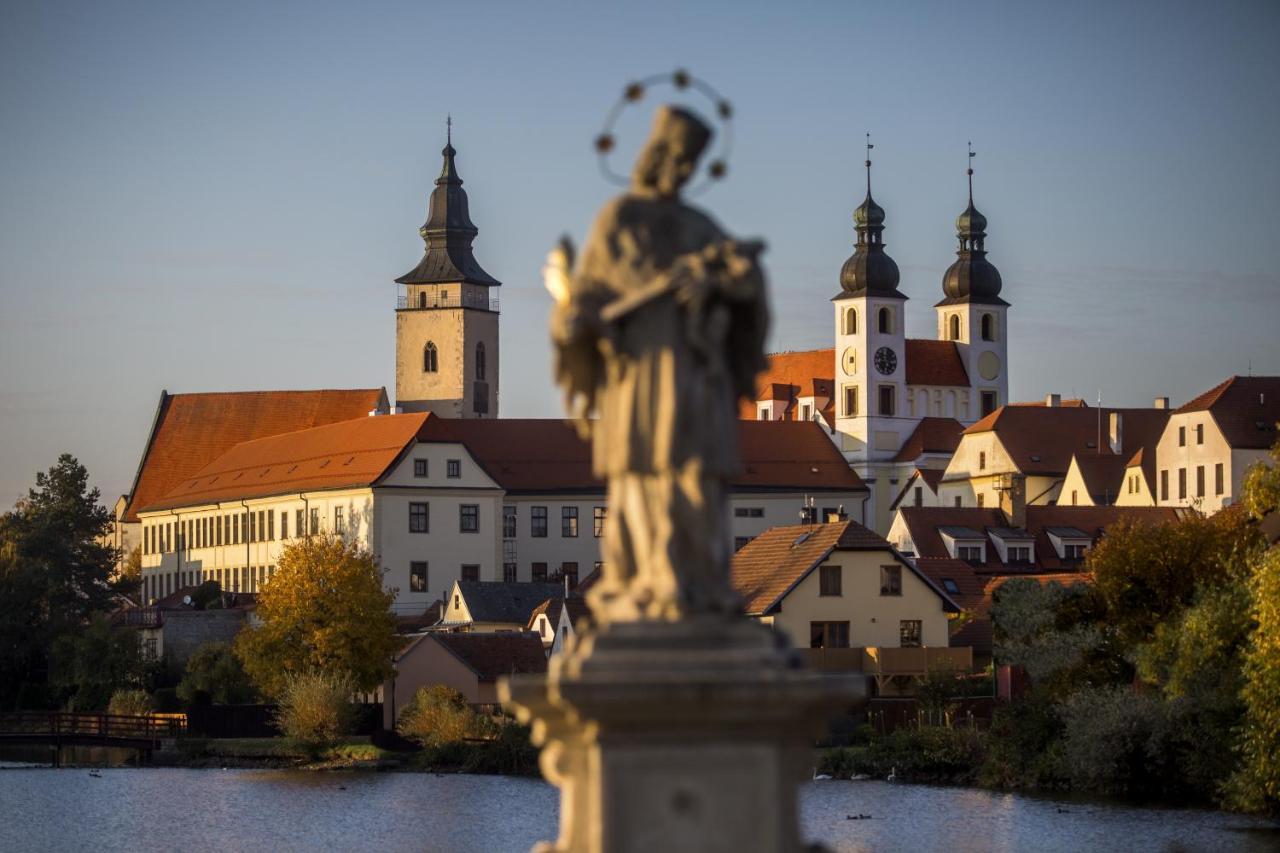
left=554, top=192, right=768, bottom=620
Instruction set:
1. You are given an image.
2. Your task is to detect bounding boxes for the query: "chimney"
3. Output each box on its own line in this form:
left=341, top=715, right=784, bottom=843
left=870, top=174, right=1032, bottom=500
left=1154, top=396, right=1170, bottom=410
left=1109, top=412, right=1123, bottom=456
left=825, top=505, right=847, bottom=524
left=999, top=473, right=1027, bottom=530
left=1045, top=393, right=1061, bottom=407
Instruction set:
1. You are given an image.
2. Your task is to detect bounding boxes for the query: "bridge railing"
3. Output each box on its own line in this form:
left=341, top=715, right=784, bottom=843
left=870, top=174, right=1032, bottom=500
left=0, top=711, right=188, bottom=740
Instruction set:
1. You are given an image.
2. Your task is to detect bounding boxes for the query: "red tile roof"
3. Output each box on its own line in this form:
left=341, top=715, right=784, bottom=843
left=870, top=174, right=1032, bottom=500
left=897, top=505, right=1179, bottom=571
left=430, top=632, right=549, bottom=682
left=894, top=417, right=965, bottom=462
left=742, top=349, right=836, bottom=426
left=731, top=520, right=955, bottom=616
left=962, top=405, right=1171, bottom=476
left=904, top=340, right=970, bottom=387
left=124, top=389, right=388, bottom=521
left=889, top=467, right=946, bottom=511
left=139, top=412, right=429, bottom=512
left=421, top=418, right=866, bottom=494
left=1175, top=376, right=1280, bottom=449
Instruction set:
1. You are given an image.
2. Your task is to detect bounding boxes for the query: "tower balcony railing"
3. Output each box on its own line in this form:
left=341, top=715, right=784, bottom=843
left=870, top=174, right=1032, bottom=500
left=396, top=291, right=499, bottom=313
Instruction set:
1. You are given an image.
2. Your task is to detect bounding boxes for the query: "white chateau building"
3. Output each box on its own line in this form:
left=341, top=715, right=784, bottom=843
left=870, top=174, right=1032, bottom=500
left=752, top=156, right=1010, bottom=532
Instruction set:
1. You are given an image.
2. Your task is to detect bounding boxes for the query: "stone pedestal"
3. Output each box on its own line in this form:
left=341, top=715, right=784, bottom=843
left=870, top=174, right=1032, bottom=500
left=501, top=617, right=864, bottom=853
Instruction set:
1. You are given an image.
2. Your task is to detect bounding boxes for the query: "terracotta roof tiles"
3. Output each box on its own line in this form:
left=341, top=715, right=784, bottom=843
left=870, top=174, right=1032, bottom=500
left=962, top=405, right=1171, bottom=476
left=124, top=389, right=388, bottom=521
left=139, top=412, right=427, bottom=512
left=430, top=632, right=549, bottom=682
left=894, top=417, right=965, bottom=462
left=904, top=339, right=970, bottom=387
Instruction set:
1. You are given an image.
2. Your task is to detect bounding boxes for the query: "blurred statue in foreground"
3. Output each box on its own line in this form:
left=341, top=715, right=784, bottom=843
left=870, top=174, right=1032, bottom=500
left=544, top=104, right=769, bottom=623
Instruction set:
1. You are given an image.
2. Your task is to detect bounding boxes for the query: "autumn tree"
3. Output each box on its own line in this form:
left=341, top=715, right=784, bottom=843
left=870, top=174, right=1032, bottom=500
left=234, top=535, right=398, bottom=698
left=1231, top=443, right=1280, bottom=814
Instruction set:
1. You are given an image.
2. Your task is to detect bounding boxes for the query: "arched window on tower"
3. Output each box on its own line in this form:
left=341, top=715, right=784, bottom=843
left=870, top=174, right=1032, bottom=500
left=949, top=314, right=961, bottom=341
left=878, top=307, right=892, bottom=334
left=845, top=307, right=857, bottom=335
left=424, top=342, right=438, bottom=373
left=418, top=291, right=426, bottom=309
left=476, top=342, right=486, bottom=381
left=981, top=313, right=996, bottom=341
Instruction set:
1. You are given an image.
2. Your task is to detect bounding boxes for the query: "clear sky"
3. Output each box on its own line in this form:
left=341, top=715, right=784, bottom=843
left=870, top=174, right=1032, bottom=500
left=2, top=0, right=1278, bottom=505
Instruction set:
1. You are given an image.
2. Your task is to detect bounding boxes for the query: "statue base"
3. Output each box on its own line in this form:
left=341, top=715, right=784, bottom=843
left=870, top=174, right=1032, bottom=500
left=500, top=617, right=865, bottom=853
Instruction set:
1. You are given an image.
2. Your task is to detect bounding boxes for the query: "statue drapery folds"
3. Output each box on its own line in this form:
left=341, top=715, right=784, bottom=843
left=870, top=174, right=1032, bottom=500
left=546, top=105, right=770, bottom=623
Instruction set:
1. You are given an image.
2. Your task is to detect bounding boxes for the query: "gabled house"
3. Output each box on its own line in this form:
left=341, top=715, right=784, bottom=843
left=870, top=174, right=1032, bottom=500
left=527, top=596, right=592, bottom=656
left=731, top=520, right=959, bottom=651
left=439, top=580, right=565, bottom=632
left=383, top=631, right=547, bottom=727
left=1155, top=376, right=1280, bottom=511
left=937, top=399, right=1172, bottom=509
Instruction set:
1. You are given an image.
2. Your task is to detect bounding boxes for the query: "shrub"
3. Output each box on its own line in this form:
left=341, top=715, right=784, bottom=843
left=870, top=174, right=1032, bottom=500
left=177, top=642, right=256, bottom=706
left=817, top=726, right=986, bottom=784
left=397, top=685, right=479, bottom=747
left=275, top=671, right=355, bottom=756
left=1057, top=685, right=1169, bottom=797
left=107, top=689, right=153, bottom=716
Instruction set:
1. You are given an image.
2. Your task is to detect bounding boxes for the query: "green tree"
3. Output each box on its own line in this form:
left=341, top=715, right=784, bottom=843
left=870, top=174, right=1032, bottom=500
left=50, top=615, right=145, bottom=711
left=177, top=641, right=257, bottom=705
left=116, top=545, right=142, bottom=598
left=0, top=455, right=117, bottom=708
left=234, top=535, right=397, bottom=697
left=1088, top=509, right=1262, bottom=648
left=1232, top=444, right=1280, bottom=814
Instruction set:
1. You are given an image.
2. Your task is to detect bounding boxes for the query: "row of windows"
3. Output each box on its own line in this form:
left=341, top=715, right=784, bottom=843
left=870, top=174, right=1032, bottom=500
left=842, top=306, right=897, bottom=336
left=144, top=507, right=332, bottom=556
left=810, top=619, right=922, bottom=649
left=815, top=564, right=905, bottom=597
left=145, top=564, right=275, bottom=602
left=423, top=341, right=487, bottom=381
left=837, top=386, right=999, bottom=419
left=499, top=505, right=607, bottom=539
left=413, top=458, right=462, bottom=479
left=1159, top=463, right=1225, bottom=501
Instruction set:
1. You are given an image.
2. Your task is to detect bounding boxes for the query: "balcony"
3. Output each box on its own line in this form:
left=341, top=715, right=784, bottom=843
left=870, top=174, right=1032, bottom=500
left=397, top=292, right=499, bottom=313
left=796, top=646, right=974, bottom=698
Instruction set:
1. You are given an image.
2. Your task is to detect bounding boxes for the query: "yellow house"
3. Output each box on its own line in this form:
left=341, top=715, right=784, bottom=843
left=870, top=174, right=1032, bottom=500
left=731, top=520, right=958, bottom=651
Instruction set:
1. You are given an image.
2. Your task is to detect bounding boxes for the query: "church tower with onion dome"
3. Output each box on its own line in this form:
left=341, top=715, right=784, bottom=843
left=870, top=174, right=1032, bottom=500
left=832, top=138, right=910, bottom=465
left=395, top=123, right=501, bottom=418
left=934, top=146, right=1009, bottom=421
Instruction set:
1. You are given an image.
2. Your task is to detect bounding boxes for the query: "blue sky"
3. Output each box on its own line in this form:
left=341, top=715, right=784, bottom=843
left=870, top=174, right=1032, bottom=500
left=2, top=0, right=1278, bottom=504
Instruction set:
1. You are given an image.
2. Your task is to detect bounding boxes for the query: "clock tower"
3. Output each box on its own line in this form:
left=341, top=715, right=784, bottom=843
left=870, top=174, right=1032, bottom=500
left=935, top=149, right=1008, bottom=421
left=833, top=140, right=909, bottom=467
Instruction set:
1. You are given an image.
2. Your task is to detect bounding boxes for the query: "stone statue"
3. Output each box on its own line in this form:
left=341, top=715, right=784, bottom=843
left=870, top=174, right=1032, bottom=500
left=544, top=104, right=770, bottom=624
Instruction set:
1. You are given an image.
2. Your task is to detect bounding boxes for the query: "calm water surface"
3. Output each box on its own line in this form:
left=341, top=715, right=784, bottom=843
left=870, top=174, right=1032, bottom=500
left=1, top=767, right=1277, bottom=853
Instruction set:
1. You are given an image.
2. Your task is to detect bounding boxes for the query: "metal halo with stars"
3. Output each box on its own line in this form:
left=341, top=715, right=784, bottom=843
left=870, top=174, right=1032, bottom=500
left=594, top=69, right=734, bottom=196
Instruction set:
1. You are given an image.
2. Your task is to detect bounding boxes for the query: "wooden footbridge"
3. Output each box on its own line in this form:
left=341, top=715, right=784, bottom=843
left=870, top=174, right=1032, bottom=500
left=0, top=712, right=186, bottom=764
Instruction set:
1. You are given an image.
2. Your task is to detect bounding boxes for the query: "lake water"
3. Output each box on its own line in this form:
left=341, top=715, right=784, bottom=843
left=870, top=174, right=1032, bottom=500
left=1, top=766, right=1277, bottom=852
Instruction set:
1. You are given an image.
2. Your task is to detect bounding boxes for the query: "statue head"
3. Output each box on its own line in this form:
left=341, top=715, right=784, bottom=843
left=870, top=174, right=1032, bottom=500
left=631, top=105, right=713, bottom=198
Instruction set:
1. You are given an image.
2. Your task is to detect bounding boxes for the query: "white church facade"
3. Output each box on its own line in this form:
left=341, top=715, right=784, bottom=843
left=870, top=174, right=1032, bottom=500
left=749, top=152, right=1011, bottom=532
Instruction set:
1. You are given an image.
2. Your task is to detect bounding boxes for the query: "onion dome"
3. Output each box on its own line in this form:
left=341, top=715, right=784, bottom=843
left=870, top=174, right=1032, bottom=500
left=939, top=158, right=1005, bottom=306
left=396, top=121, right=500, bottom=287
left=837, top=146, right=904, bottom=299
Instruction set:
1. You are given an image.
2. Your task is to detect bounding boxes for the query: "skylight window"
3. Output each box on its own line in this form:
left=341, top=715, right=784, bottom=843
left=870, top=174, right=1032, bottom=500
left=791, top=532, right=813, bottom=548
left=942, top=578, right=960, bottom=595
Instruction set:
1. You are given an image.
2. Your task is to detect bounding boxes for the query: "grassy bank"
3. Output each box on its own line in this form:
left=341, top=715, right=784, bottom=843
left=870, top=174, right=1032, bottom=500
left=155, top=733, right=538, bottom=775
left=156, top=736, right=399, bottom=770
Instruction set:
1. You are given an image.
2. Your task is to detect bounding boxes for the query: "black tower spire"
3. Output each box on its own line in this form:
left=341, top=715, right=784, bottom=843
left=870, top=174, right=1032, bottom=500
left=939, top=144, right=1004, bottom=305
left=396, top=121, right=500, bottom=287
left=837, top=134, right=904, bottom=298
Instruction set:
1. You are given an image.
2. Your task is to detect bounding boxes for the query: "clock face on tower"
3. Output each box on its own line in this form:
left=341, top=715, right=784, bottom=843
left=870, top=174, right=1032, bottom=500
left=874, top=346, right=897, bottom=376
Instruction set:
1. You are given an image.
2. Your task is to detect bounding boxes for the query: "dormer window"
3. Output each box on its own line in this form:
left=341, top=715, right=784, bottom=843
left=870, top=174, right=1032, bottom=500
left=1045, top=526, right=1091, bottom=562
left=939, top=526, right=986, bottom=564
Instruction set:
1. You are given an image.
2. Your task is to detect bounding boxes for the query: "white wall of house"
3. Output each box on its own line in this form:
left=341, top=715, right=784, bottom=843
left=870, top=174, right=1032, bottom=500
left=1155, top=413, right=1263, bottom=512
left=767, top=549, right=951, bottom=649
